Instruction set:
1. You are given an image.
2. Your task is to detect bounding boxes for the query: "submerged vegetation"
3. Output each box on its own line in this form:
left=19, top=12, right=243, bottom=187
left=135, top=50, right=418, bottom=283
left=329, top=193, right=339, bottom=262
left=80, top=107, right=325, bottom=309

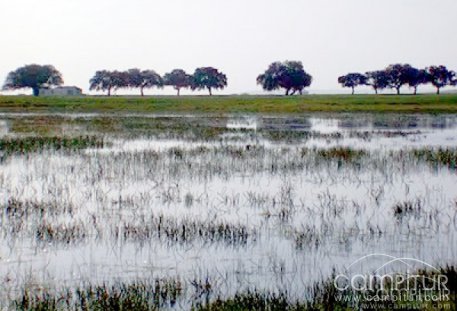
left=313, top=147, right=366, bottom=162
left=392, top=200, right=423, bottom=220
left=0, top=136, right=104, bottom=156
left=119, top=215, right=256, bottom=246
left=15, top=279, right=183, bottom=311
left=413, top=148, right=457, bottom=169
left=12, top=266, right=457, bottom=311
left=195, top=291, right=309, bottom=311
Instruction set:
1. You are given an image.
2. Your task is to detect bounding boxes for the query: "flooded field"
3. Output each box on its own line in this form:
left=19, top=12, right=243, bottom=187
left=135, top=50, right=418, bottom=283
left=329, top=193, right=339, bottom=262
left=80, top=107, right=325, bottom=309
left=0, top=112, right=456, bottom=309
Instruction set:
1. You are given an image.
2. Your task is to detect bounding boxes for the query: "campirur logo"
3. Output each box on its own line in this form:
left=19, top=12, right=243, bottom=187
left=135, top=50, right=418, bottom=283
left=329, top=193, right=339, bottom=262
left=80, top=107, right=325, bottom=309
left=333, top=254, right=451, bottom=310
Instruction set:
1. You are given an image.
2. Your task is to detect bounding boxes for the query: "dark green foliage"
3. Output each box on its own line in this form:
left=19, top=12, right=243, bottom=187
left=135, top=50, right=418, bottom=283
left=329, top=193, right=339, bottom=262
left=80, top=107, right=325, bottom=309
left=426, top=66, right=456, bottom=95
left=337, top=73, right=367, bottom=95
left=3, top=64, right=64, bottom=96
left=89, top=70, right=128, bottom=96
left=126, top=68, right=163, bottom=96
left=384, top=64, right=413, bottom=95
left=404, top=67, right=429, bottom=95
left=346, top=64, right=456, bottom=95
left=257, top=61, right=312, bottom=96
left=164, top=69, right=192, bottom=96
left=191, top=67, right=228, bottom=96
left=365, top=70, right=389, bottom=94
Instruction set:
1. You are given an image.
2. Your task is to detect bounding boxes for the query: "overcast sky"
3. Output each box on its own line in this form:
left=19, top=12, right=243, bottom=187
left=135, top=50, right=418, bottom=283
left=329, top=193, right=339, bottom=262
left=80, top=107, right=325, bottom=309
left=1, top=0, right=456, bottom=95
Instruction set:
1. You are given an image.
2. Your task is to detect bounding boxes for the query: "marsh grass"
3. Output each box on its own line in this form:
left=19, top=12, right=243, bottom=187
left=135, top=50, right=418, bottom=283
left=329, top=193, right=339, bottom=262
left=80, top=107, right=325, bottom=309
left=36, top=221, right=87, bottom=245
left=119, top=215, right=256, bottom=246
left=260, top=130, right=344, bottom=142
left=293, top=229, right=321, bottom=250
left=194, top=291, right=308, bottom=311
left=413, top=148, right=457, bottom=169
left=3, top=199, right=76, bottom=239
left=9, top=265, right=457, bottom=310
left=1, top=112, right=457, bottom=310
left=0, top=136, right=104, bottom=157
left=0, top=113, right=449, bottom=146
left=194, top=267, right=457, bottom=310
left=393, top=200, right=422, bottom=219
left=314, top=147, right=367, bottom=162
left=15, top=279, right=183, bottom=311
left=1, top=94, right=457, bottom=113
left=5, top=199, right=73, bottom=218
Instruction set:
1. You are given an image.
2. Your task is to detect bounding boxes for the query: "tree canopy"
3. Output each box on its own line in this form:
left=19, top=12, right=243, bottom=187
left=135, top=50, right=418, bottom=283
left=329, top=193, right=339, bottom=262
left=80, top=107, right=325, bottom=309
left=126, top=69, right=163, bottom=96
left=3, top=64, right=63, bottom=96
left=365, top=71, right=389, bottom=94
left=89, top=70, right=128, bottom=96
left=340, top=64, right=456, bottom=95
left=164, top=69, right=192, bottom=96
left=337, top=73, right=367, bottom=95
left=403, top=67, right=429, bottom=95
left=384, top=64, right=413, bottom=95
left=191, top=67, right=227, bottom=96
left=426, top=66, right=456, bottom=95
left=257, top=61, right=312, bottom=95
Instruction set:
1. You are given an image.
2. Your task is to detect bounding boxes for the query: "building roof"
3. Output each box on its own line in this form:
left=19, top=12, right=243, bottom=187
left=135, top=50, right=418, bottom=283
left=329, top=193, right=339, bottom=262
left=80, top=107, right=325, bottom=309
left=53, top=86, right=82, bottom=91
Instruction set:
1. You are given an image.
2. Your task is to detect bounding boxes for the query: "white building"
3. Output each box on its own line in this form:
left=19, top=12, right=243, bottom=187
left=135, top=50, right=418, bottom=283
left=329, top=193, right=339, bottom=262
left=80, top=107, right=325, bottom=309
left=40, top=86, right=83, bottom=96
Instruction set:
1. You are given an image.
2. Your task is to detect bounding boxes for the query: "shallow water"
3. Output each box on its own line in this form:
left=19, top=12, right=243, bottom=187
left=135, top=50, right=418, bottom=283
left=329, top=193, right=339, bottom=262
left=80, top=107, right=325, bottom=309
left=0, top=113, right=456, bottom=305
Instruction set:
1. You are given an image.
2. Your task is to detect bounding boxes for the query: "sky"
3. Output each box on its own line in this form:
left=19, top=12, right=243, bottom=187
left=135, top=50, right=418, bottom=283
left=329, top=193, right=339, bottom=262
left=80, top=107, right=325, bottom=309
left=0, top=0, right=456, bottom=95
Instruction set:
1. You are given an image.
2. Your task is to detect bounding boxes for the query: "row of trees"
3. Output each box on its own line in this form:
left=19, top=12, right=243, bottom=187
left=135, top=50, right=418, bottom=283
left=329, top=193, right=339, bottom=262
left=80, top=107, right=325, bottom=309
left=89, top=67, right=227, bottom=96
left=338, top=64, right=457, bottom=95
left=89, top=62, right=315, bottom=96
left=2, top=65, right=228, bottom=96
left=3, top=63, right=456, bottom=96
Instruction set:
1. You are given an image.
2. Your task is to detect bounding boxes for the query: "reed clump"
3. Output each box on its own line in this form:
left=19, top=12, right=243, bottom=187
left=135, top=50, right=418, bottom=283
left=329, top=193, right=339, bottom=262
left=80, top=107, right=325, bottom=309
left=119, top=215, right=256, bottom=246
left=36, top=222, right=87, bottom=244
left=412, top=148, right=457, bottom=169
left=0, top=136, right=104, bottom=156
left=393, top=200, right=422, bottom=220
left=16, top=279, right=183, bottom=311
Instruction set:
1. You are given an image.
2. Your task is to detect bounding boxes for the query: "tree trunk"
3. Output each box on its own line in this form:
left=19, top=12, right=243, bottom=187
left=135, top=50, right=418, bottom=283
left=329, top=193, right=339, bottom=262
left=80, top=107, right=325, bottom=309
left=177, top=87, right=181, bottom=96
left=374, top=88, right=378, bottom=95
left=32, top=87, right=40, bottom=97
left=414, top=86, right=417, bottom=95
left=437, top=87, right=440, bottom=95
left=107, top=87, right=111, bottom=97
left=208, top=87, right=212, bottom=96
left=351, top=87, right=355, bottom=95
left=285, top=89, right=290, bottom=96
left=290, top=89, right=296, bottom=96
left=140, top=86, right=144, bottom=97
left=396, top=87, right=400, bottom=95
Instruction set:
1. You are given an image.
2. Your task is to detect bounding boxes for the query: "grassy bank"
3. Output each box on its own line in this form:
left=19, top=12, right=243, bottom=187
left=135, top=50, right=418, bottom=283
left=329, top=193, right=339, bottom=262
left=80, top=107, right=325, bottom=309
left=0, top=94, right=457, bottom=114
left=12, top=266, right=457, bottom=310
